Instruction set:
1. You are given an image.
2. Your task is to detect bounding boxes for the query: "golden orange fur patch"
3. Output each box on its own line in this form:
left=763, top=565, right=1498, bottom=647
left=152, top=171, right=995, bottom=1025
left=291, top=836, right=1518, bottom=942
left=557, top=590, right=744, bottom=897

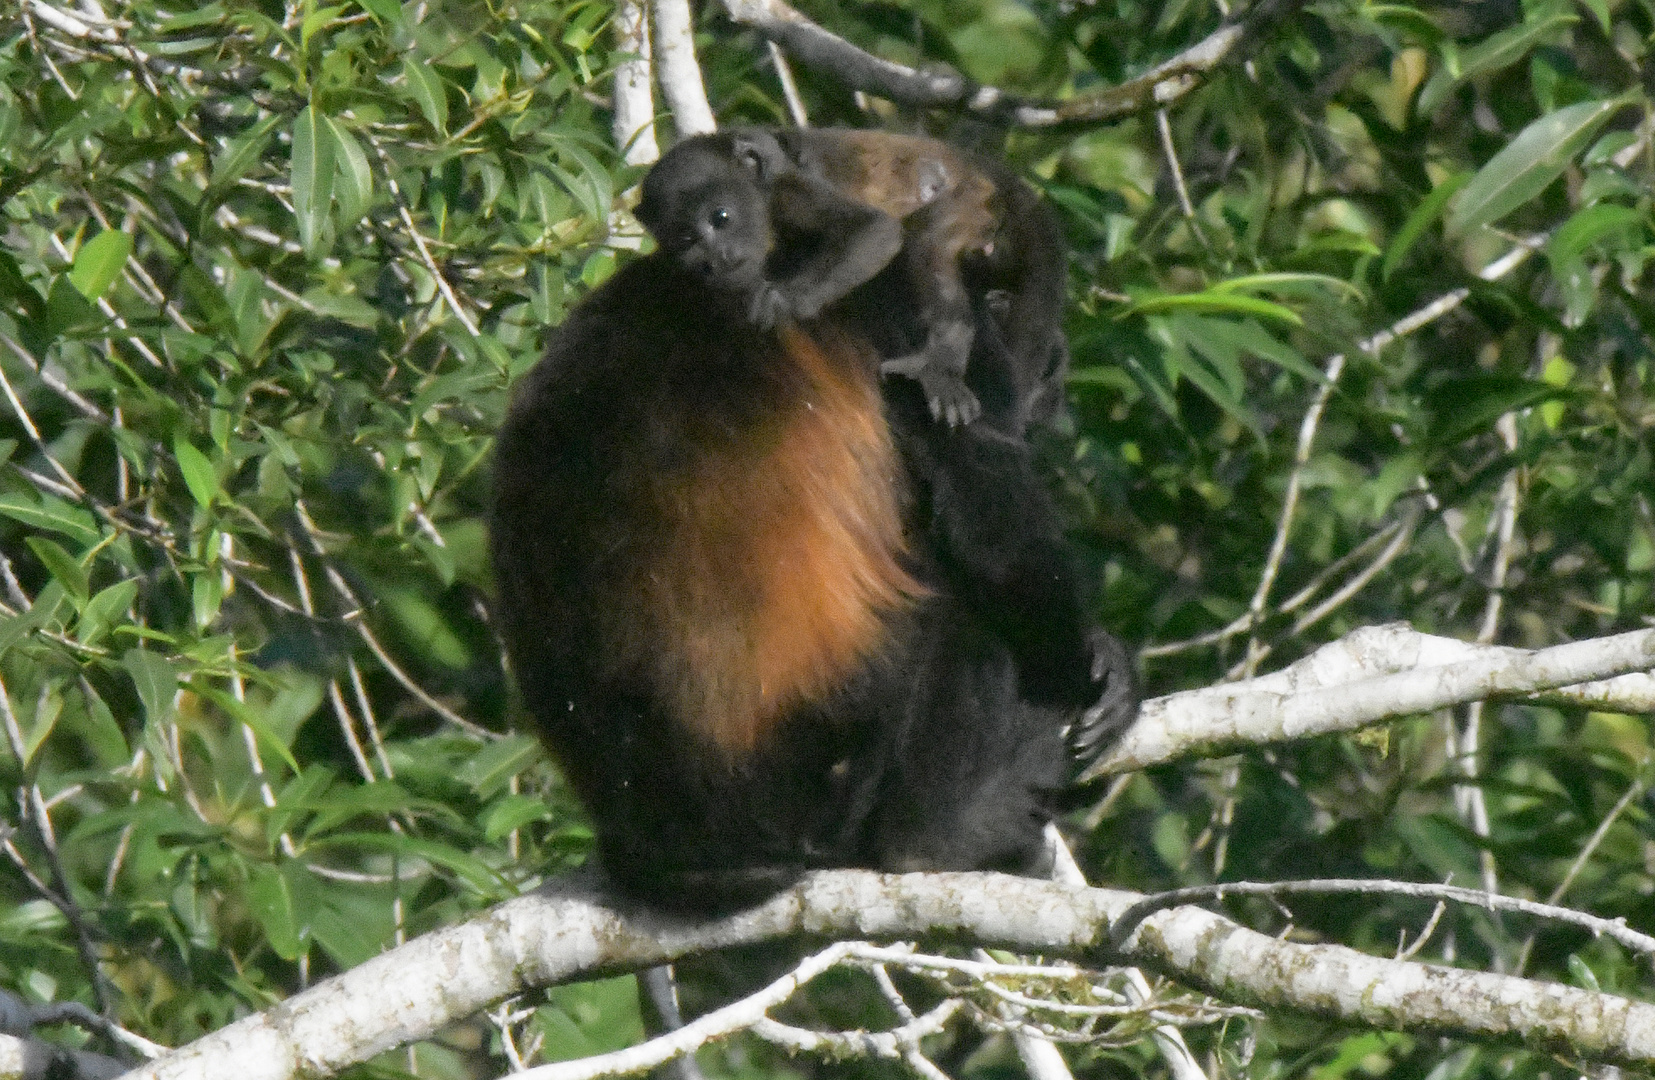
left=638, top=324, right=924, bottom=756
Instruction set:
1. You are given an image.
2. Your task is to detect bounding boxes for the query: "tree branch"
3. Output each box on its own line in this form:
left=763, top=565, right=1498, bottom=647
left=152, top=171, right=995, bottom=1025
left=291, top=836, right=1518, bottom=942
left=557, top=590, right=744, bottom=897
left=1087, top=624, right=1655, bottom=778
left=715, top=0, right=1310, bottom=126
left=116, top=870, right=1655, bottom=1080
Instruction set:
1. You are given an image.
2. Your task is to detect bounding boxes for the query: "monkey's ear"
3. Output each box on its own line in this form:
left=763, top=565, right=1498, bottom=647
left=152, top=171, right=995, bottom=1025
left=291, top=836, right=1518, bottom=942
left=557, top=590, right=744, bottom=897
left=731, top=130, right=785, bottom=183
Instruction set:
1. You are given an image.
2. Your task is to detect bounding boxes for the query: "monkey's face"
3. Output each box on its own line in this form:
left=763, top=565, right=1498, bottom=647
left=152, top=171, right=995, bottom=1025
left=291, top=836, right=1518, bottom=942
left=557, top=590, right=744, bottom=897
left=638, top=149, right=773, bottom=293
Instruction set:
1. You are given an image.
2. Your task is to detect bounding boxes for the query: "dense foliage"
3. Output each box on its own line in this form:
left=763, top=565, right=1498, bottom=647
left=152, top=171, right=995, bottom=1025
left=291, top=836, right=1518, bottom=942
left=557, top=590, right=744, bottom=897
left=0, top=0, right=1650, bottom=1077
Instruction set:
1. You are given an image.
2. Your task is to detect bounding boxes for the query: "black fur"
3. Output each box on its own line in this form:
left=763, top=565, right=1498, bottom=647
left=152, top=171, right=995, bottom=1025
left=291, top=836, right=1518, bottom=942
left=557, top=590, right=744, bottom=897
left=492, top=147, right=1135, bottom=912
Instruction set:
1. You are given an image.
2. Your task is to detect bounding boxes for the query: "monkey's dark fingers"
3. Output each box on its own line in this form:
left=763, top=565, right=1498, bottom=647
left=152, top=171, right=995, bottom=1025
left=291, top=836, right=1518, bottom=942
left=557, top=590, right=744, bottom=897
left=748, top=285, right=789, bottom=329
left=1088, top=628, right=1132, bottom=684
left=945, top=392, right=982, bottom=427
left=1067, top=628, right=1138, bottom=765
left=1069, top=672, right=1138, bottom=767
left=916, top=370, right=982, bottom=428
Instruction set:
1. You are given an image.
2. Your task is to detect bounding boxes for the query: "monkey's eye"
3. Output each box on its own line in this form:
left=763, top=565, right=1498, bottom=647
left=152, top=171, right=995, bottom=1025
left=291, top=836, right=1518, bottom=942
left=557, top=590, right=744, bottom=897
left=707, top=206, right=732, bottom=229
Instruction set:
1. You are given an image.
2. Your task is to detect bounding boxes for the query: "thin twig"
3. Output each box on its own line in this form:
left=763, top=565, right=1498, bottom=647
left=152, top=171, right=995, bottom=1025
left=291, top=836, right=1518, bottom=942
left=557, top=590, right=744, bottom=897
left=1514, top=773, right=1648, bottom=976
left=768, top=41, right=809, bottom=127
left=0, top=674, right=115, bottom=1015
left=365, top=136, right=482, bottom=337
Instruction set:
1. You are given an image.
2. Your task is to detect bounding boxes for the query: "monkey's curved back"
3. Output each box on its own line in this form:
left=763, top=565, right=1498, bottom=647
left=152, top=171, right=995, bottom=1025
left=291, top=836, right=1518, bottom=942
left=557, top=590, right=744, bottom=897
left=491, top=254, right=922, bottom=761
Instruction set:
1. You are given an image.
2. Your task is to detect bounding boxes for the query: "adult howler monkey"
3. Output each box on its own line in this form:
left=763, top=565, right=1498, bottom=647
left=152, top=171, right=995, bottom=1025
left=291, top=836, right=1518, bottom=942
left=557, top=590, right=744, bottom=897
left=636, top=127, right=1071, bottom=434
left=492, top=141, right=1134, bottom=911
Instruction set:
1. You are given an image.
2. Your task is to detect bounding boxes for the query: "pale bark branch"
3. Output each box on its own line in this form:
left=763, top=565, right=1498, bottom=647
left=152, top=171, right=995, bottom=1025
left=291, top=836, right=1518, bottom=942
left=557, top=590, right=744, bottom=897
left=612, top=0, right=659, bottom=165
left=1087, top=624, right=1655, bottom=779
left=116, top=870, right=1655, bottom=1080
left=652, top=0, right=715, bottom=137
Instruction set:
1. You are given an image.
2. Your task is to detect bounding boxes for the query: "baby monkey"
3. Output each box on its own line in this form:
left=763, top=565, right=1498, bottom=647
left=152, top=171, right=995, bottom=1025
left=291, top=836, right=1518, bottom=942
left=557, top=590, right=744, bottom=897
left=638, top=128, right=1065, bottom=429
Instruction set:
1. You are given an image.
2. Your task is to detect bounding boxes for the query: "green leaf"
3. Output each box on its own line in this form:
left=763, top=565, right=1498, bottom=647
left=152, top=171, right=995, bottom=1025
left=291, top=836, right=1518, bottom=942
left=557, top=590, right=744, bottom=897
left=1425, top=374, right=1571, bottom=446
left=78, top=578, right=139, bottom=646
left=45, top=275, right=101, bottom=336
left=456, top=733, right=542, bottom=796
left=326, top=116, right=373, bottom=225
left=482, top=794, right=553, bottom=841
left=172, top=435, right=219, bottom=508
left=1547, top=202, right=1643, bottom=267
left=1209, top=272, right=1365, bottom=305
left=206, top=113, right=282, bottom=198
left=354, top=0, right=402, bottom=22
left=198, top=684, right=303, bottom=773
left=68, top=230, right=133, bottom=301
left=401, top=61, right=448, bottom=135
left=192, top=572, right=222, bottom=630
left=0, top=494, right=101, bottom=548
left=1187, top=316, right=1326, bottom=385
left=299, top=4, right=346, bottom=49
left=1417, top=15, right=1579, bottom=116
left=1382, top=171, right=1470, bottom=280
left=1448, top=99, right=1630, bottom=235
left=311, top=831, right=504, bottom=891
left=1122, top=291, right=1303, bottom=326
left=247, top=863, right=307, bottom=961
left=122, top=647, right=179, bottom=727
left=291, top=105, right=338, bottom=254
left=25, top=536, right=89, bottom=605
left=299, top=287, right=379, bottom=328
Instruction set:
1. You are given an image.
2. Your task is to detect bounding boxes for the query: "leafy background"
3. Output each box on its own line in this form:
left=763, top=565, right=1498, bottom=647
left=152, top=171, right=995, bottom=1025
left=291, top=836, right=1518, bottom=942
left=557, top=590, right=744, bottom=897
left=0, top=0, right=1651, bottom=1077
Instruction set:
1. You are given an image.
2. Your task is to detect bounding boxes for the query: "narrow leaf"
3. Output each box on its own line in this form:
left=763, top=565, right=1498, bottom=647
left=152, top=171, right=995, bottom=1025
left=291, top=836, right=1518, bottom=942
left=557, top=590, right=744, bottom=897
left=0, top=496, right=100, bottom=549
left=401, top=61, right=448, bottom=135
left=207, top=113, right=282, bottom=196
left=122, top=648, right=179, bottom=727
left=326, top=116, right=373, bottom=225
left=1448, top=99, right=1629, bottom=235
left=173, top=435, right=219, bottom=508
left=68, top=230, right=133, bottom=302
left=1547, top=203, right=1643, bottom=267
left=24, top=536, right=88, bottom=605
left=1417, top=15, right=1579, bottom=116
left=1124, top=291, right=1303, bottom=326
left=291, top=105, right=338, bottom=253
left=78, top=578, right=138, bottom=646
left=1382, top=171, right=1470, bottom=280
left=193, top=686, right=302, bottom=773
left=1211, top=272, right=1366, bottom=304
left=0, top=494, right=101, bottom=547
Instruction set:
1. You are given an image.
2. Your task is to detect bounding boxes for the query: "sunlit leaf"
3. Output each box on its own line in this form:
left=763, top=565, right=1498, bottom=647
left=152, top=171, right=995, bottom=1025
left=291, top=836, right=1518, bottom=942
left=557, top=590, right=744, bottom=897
left=1448, top=99, right=1630, bottom=235
left=291, top=105, right=338, bottom=253
left=172, top=435, right=219, bottom=508
left=1122, top=291, right=1303, bottom=326
left=68, top=230, right=133, bottom=301
left=1210, top=272, right=1365, bottom=305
